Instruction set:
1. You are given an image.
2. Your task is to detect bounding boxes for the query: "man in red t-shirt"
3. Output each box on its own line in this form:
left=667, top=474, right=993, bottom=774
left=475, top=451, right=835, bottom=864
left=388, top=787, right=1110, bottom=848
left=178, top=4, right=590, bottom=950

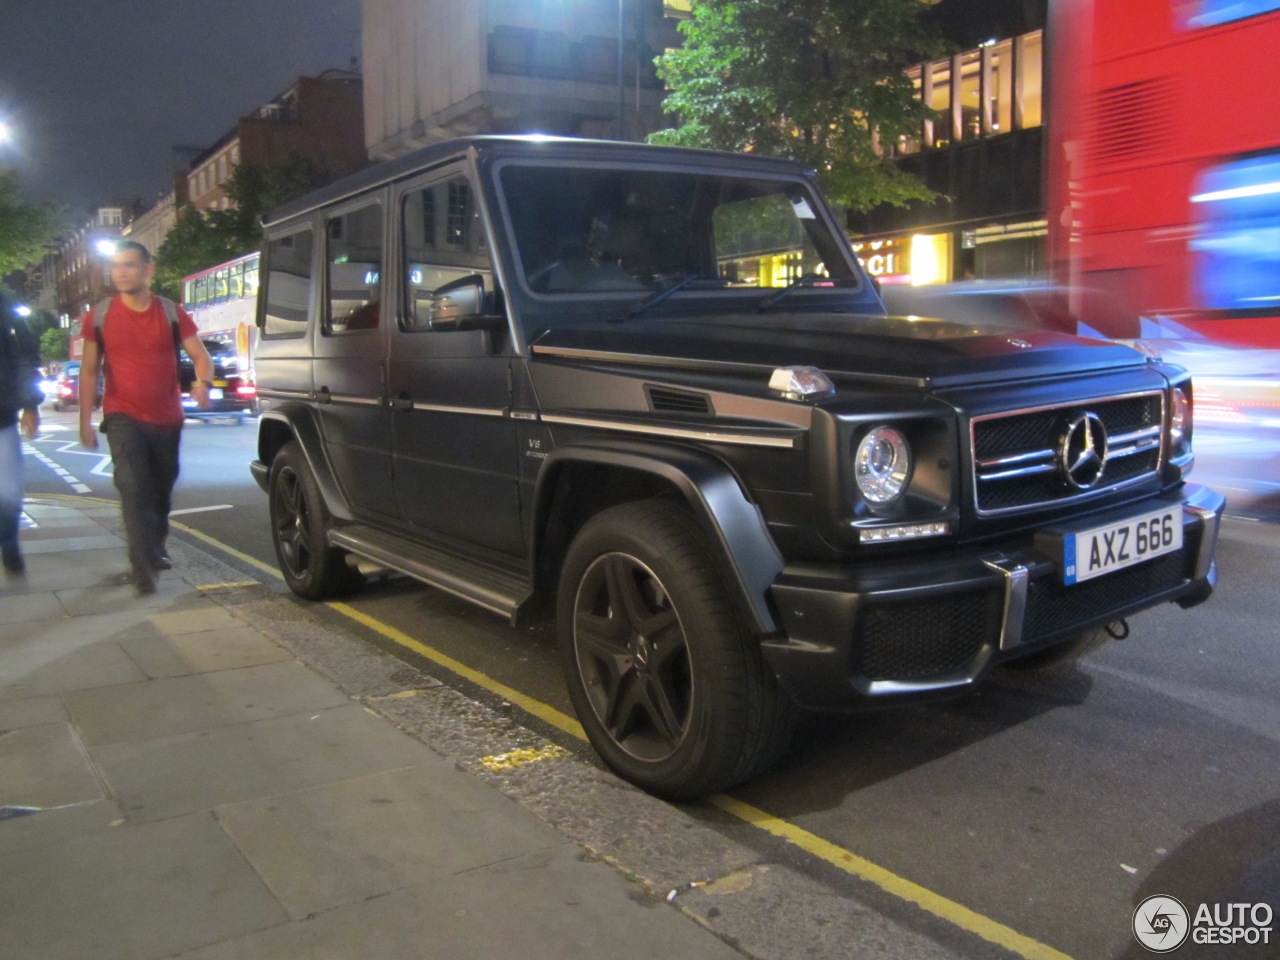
left=78, top=240, right=214, bottom=595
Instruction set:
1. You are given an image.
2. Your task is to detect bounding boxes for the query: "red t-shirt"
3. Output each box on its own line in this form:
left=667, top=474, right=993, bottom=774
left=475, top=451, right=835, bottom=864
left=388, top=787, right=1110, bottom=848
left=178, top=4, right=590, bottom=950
left=79, top=297, right=199, bottom=427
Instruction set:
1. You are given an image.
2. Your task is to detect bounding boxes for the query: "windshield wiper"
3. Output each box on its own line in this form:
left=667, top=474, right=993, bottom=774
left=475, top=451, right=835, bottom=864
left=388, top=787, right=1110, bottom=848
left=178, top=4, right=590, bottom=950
left=757, top=273, right=830, bottom=312
left=628, top=274, right=727, bottom=319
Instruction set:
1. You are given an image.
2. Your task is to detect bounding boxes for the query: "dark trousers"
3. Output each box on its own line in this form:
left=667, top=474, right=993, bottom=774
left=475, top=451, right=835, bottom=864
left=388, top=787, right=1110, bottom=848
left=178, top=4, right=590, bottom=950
left=104, top=414, right=181, bottom=577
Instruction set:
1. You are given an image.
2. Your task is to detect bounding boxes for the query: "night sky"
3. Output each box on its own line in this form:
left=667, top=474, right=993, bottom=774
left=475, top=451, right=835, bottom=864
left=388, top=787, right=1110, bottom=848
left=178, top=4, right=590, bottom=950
left=0, top=0, right=361, bottom=221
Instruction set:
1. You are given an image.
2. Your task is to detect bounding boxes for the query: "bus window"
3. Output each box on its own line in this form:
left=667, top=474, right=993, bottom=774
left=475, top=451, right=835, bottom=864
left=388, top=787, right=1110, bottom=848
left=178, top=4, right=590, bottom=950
left=1189, top=151, right=1280, bottom=312
left=1177, top=0, right=1280, bottom=29
left=214, top=267, right=229, bottom=302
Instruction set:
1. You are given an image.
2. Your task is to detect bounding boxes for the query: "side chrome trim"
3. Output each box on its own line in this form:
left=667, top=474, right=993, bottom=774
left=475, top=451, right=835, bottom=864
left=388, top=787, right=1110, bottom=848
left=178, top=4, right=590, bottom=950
left=257, top=388, right=313, bottom=401
left=982, top=554, right=1029, bottom=650
left=541, top=413, right=799, bottom=449
left=328, top=394, right=383, bottom=407
left=409, top=403, right=508, bottom=418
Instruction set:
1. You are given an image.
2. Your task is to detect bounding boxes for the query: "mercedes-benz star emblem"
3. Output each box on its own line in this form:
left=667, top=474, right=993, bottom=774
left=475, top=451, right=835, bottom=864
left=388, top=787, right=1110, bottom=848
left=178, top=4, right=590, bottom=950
left=1059, top=412, right=1108, bottom=490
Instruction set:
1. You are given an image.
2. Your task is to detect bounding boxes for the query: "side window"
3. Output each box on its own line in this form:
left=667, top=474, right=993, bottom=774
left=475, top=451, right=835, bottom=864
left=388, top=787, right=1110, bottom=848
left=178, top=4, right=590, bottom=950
left=262, top=227, right=314, bottom=338
left=326, top=204, right=384, bottom=333
left=1189, top=151, right=1280, bottom=312
left=402, top=176, right=493, bottom=330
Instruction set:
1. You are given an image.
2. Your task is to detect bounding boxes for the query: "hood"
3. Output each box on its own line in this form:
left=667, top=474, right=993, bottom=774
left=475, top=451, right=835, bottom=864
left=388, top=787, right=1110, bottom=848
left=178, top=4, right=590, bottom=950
left=528, top=312, right=1147, bottom=388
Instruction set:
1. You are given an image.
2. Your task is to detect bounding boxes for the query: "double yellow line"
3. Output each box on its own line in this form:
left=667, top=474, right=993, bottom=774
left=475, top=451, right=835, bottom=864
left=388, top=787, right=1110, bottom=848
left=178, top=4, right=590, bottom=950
left=167, top=512, right=1072, bottom=960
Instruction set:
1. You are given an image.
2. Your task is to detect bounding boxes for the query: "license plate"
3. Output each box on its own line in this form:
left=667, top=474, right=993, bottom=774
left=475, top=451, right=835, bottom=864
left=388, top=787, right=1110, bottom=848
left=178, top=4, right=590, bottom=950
left=208, top=388, right=224, bottom=399
left=1062, top=505, right=1183, bottom=585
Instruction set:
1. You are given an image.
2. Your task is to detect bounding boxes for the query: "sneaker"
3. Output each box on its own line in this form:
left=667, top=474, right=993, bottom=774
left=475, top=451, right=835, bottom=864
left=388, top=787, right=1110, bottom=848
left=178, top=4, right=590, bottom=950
left=3, top=553, right=24, bottom=575
left=152, top=552, right=172, bottom=571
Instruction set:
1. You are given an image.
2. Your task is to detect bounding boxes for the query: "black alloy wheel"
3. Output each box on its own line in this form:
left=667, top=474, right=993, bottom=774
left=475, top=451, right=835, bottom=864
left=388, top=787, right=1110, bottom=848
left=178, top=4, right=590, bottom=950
left=268, top=442, right=360, bottom=600
left=558, top=499, right=796, bottom=800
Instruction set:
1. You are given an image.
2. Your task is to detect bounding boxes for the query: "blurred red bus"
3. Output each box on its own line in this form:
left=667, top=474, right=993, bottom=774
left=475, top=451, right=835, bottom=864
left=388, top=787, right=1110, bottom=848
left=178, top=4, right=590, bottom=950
left=181, top=251, right=260, bottom=357
left=1046, top=0, right=1280, bottom=350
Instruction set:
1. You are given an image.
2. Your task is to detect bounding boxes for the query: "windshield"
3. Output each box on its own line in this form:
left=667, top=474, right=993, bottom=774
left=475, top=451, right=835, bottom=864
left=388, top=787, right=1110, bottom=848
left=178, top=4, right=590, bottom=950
left=498, top=164, right=860, bottom=300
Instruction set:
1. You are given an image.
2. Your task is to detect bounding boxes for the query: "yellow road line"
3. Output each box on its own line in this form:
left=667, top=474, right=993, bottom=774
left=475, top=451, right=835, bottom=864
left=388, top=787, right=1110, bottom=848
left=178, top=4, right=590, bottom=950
left=328, top=602, right=586, bottom=741
left=162, top=516, right=1074, bottom=960
left=708, top=794, right=1075, bottom=960
left=169, top=520, right=282, bottom=578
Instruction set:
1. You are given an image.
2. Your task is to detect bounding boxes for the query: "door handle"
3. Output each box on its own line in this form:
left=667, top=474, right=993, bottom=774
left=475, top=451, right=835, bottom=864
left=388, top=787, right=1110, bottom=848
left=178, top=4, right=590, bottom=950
left=316, top=386, right=332, bottom=405
left=390, top=392, right=413, bottom=411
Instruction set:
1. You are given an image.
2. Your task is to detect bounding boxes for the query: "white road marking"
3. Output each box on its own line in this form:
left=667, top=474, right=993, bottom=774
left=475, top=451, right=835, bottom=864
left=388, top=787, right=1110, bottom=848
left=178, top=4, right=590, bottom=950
left=22, top=444, right=93, bottom=495
left=169, top=505, right=234, bottom=516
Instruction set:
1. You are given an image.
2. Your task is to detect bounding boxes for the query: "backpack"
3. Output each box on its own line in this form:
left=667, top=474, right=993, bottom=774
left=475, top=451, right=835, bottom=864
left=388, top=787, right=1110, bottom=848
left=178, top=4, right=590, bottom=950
left=92, top=295, right=187, bottom=387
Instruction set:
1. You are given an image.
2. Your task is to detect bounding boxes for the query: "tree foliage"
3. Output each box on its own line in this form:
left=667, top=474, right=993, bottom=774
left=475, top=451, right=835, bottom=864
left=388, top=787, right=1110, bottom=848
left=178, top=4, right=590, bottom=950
left=154, top=155, right=332, bottom=300
left=40, top=326, right=70, bottom=365
left=0, top=170, right=60, bottom=276
left=650, top=0, right=944, bottom=212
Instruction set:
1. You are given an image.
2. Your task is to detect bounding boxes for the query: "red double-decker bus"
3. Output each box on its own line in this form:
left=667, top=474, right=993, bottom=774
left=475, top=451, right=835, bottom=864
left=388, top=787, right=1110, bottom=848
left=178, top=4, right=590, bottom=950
left=1047, top=0, right=1280, bottom=350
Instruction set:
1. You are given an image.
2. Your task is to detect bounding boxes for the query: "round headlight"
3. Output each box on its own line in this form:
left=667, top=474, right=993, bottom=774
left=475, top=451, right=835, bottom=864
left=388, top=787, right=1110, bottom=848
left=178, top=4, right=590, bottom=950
left=855, top=426, right=911, bottom=504
left=1170, top=386, right=1190, bottom=444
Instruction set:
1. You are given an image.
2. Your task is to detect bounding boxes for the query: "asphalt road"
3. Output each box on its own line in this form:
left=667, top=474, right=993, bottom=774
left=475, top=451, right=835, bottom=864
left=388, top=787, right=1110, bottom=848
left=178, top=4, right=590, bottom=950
left=21, top=404, right=1280, bottom=960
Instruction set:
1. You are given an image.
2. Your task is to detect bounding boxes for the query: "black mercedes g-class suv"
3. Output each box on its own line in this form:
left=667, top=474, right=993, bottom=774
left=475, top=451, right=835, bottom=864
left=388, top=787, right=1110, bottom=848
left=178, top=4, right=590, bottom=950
left=250, top=136, right=1223, bottom=799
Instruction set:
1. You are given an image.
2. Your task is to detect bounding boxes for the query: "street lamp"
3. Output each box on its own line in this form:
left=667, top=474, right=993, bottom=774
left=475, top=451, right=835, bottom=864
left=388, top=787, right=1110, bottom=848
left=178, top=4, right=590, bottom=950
left=95, top=238, right=117, bottom=257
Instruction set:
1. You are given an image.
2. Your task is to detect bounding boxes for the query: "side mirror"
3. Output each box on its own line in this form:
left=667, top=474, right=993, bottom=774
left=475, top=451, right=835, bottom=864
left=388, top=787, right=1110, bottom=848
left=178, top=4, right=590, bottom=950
left=427, top=274, right=504, bottom=333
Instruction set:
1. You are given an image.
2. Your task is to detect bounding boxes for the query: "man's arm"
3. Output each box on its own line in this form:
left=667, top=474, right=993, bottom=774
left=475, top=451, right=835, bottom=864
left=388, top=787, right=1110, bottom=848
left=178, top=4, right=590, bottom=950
left=78, top=337, right=101, bottom=449
left=11, top=315, right=42, bottom=440
left=181, top=334, right=215, bottom=410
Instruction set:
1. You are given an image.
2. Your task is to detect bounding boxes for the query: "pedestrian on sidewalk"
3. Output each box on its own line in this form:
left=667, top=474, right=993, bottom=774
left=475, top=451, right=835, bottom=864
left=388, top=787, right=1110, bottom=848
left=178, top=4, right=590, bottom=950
left=78, top=240, right=215, bottom=595
left=1, top=290, right=44, bottom=575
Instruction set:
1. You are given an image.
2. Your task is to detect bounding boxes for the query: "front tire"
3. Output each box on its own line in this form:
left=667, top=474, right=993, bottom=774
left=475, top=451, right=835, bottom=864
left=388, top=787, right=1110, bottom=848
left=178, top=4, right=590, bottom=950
left=268, top=442, right=360, bottom=600
left=557, top=499, right=796, bottom=800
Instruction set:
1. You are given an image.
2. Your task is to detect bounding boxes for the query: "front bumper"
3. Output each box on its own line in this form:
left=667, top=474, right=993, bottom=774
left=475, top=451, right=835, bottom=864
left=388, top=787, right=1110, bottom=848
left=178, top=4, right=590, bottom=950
left=763, top=484, right=1225, bottom=711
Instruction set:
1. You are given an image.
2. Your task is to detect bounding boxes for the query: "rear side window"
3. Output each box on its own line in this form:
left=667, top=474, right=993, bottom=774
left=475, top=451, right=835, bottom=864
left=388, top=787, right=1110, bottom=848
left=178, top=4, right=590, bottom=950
left=262, top=228, right=314, bottom=338
left=326, top=204, right=384, bottom=334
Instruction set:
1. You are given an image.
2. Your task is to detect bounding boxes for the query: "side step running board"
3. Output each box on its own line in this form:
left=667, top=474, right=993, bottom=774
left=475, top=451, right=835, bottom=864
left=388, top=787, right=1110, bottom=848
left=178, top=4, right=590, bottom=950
left=329, top=524, right=532, bottom=622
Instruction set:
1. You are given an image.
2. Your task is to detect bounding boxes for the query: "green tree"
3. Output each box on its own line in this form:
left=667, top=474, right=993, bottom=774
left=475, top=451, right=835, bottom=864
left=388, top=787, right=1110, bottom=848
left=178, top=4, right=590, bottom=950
left=650, top=0, right=944, bottom=212
left=39, top=326, right=70, bottom=365
left=0, top=170, right=59, bottom=275
left=154, top=155, right=332, bottom=300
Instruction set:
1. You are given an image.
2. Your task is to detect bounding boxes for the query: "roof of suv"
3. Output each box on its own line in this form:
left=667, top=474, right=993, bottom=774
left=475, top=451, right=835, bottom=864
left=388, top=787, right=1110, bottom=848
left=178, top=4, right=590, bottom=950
left=264, top=135, right=819, bottom=228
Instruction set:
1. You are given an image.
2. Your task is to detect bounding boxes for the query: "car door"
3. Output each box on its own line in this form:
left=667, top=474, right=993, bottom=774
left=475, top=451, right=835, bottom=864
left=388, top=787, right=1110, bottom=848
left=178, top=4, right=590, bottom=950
left=387, top=167, right=524, bottom=558
left=310, top=194, right=398, bottom=518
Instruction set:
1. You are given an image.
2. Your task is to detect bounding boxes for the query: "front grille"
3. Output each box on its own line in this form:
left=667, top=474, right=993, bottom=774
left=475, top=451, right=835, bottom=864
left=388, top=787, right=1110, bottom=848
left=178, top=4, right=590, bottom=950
left=972, top=392, right=1164, bottom=515
left=855, top=590, right=999, bottom=681
left=1023, top=550, right=1189, bottom=641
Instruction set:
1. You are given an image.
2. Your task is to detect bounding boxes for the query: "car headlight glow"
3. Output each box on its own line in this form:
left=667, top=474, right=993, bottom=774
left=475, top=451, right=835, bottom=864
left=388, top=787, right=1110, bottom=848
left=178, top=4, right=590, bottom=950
left=1170, top=386, right=1191, bottom=444
left=855, top=425, right=911, bottom=504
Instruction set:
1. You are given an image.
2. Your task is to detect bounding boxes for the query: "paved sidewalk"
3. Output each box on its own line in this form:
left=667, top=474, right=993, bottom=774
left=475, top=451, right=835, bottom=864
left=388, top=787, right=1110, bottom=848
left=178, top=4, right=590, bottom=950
left=0, top=497, right=747, bottom=960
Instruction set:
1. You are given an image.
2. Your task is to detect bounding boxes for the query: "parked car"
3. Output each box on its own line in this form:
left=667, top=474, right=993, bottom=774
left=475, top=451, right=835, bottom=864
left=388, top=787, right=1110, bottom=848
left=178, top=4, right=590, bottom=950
left=250, top=136, right=1224, bottom=800
left=179, top=337, right=257, bottom=423
left=50, top=360, right=102, bottom=411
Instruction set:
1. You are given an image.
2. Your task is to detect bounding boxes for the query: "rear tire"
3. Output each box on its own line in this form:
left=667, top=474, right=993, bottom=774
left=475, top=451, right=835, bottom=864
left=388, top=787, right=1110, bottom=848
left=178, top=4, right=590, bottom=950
left=557, top=499, right=796, bottom=800
left=268, top=442, right=361, bottom=600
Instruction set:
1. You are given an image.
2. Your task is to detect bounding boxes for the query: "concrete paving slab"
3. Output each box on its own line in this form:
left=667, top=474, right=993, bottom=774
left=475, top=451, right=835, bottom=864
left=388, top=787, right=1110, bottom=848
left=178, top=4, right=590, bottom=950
left=55, top=575, right=204, bottom=615
left=172, top=844, right=743, bottom=960
left=113, top=603, right=253, bottom=641
left=20, top=533, right=122, bottom=554
left=0, top=797, right=123, bottom=854
left=3, top=590, right=67, bottom=623
left=216, top=764, right=566, bottom=919
left=121, top=626, right=291, bottom=679
left=0, top=629, right=147, bottom=702
left=0, top=721, right=104, bottom=808
left=66, top=659, right=352, bottom=747
left=93, top=703, right=431, bottom=823
left=0, top=812, right=287, bottom=960
left=0, top=693, right=66, bottom=731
